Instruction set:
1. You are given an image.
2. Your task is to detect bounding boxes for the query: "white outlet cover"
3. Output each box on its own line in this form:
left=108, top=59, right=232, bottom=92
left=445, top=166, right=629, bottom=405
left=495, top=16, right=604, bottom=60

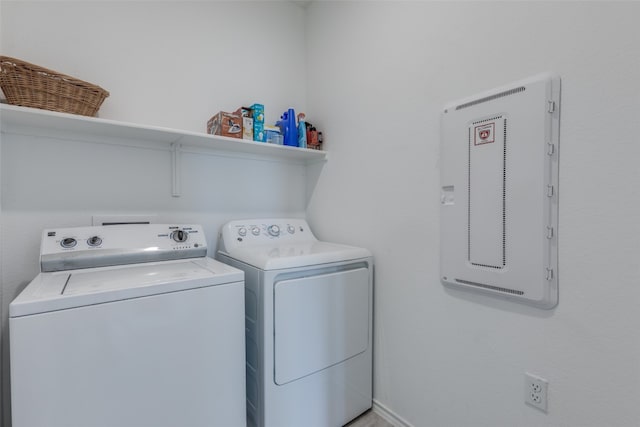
left=525, top=372, right=548, bottom=412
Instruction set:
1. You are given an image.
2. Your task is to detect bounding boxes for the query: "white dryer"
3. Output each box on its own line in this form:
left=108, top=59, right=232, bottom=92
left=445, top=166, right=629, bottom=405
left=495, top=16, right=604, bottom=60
left=216, top=218, right=373, bottom=427
left=10, top=224, right=246, bottom=427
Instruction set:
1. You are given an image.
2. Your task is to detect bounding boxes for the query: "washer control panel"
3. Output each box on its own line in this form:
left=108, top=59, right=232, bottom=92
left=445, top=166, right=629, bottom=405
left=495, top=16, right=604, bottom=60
left=219, top=218, right=317, bottom=252
left=40, top=224, right=208, bottom=272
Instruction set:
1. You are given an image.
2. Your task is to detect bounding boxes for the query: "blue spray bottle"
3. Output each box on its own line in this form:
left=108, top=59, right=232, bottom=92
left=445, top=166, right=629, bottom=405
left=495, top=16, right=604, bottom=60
left=277, top=108, right=298, bottom=147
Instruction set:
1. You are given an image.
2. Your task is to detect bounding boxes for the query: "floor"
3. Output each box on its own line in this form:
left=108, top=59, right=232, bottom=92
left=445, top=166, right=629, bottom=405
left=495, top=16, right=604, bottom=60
left=346, top=410, right=395, bottom=427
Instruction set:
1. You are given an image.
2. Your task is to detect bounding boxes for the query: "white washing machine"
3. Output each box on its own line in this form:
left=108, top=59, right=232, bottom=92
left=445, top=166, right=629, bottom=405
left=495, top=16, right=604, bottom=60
left=10, top=224, right=246, bottom=427
left=216, top=218, right=373, bottom=427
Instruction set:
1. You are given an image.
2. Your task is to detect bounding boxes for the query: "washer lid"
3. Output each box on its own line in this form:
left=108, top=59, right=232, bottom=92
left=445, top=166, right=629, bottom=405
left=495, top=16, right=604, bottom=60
left=220, top=241, right=371, bottom=270
left=10, top=258, right=243, bottom=317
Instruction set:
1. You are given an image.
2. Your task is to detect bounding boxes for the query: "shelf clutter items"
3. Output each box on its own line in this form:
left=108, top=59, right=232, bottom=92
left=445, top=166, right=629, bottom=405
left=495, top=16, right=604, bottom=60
left=207, top=105, right=323, bottom=150
left=0, top=56, right=109, bottom=117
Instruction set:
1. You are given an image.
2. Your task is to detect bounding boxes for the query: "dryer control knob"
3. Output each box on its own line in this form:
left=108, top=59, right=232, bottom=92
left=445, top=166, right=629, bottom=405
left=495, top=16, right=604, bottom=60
left=251, top=226, right=261, bottom=236
left=238, top=227, right=247, bottom=237
left=287, top=225, right=295, bottom=234
left=268, top=225, right=280, bottom=237
left=171, top=230, right=188, bottom=243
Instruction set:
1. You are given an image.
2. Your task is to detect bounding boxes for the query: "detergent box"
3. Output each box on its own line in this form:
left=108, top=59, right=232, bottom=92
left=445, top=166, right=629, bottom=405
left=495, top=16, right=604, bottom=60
left=242, top=117, right=254, bottom=140
left=207, top=111, right=243, bottom=139
left=250, top=103, right=264, bottom=123
left=253, top=121, right=265, bottom=142
left=264, top=125, right=282, bottom=144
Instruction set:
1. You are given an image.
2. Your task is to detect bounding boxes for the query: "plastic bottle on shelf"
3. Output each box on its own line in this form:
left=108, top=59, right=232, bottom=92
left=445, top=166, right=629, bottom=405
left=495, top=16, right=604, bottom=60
left=277, top=108, right=298, bottom=147
left=297, top=113, right=307, bottom=149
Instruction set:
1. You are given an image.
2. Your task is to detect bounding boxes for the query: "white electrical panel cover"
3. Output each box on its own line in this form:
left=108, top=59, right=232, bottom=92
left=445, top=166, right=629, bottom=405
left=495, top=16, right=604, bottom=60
left=440, top=74, right=560, bottom=308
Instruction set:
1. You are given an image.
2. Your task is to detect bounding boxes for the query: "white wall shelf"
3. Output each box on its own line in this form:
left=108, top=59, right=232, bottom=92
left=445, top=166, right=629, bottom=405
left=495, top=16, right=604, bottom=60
left=0, top=104, right=327, bottom=164
left=0, top=104, right=326, bottom=197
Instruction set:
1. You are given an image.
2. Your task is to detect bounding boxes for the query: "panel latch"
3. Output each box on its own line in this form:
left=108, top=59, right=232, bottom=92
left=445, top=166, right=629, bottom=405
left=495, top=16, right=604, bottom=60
left=547, top=101, right=556, bottom=113
left=547, top=185, right=555, bottom=197
left=546, top=268, right=554, bottom=281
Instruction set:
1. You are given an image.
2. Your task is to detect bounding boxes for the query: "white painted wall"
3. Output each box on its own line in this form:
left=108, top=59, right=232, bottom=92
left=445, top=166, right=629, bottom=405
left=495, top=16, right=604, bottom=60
left=305, top=2, right=640, bottom=427
left=0, top=2, right=308, bottom=425
left=1, top=1, right=307, bottom=131
left=3, top=2, right=640, bottom=427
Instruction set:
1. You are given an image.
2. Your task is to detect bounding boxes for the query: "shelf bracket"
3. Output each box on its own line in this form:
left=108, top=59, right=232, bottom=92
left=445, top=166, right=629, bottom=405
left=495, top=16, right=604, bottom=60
left=171, top=142, right=182, bottom=197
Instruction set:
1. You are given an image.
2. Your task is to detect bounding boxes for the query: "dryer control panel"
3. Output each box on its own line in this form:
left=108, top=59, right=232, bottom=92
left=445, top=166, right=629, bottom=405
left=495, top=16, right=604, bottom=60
left=218, top=218, right=317, bottom=252
left=40, top=224, right=207, bottom=272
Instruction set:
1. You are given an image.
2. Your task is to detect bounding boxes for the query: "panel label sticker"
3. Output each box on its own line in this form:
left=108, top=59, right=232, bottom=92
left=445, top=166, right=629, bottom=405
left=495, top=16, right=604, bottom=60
left=474, top=122, right=495, bottom=145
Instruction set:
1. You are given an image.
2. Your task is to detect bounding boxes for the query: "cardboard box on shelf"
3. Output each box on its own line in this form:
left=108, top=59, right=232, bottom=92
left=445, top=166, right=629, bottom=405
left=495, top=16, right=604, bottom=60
left=254, top=121, right=265, bottom=142
left=235, top=107, right=252, bottom=118
left=250, top=103, right=264, bottom=123
left=264, top=125, right=281, bottom=144
left=242, top=117, right=254, bottom=140
left=207, top=111, right=243, bottom=139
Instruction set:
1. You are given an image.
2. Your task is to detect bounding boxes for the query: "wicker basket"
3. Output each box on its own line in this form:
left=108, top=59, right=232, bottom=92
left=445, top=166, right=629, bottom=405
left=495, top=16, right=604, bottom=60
left=0, top=56, right=109, bottom=117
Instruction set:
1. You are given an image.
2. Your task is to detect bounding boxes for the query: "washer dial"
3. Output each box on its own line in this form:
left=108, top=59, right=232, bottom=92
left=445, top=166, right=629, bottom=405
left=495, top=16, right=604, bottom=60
left=171, top=230, right=188, bottom=243
left=87, top=236, right=102, bottom=247
left=60, top=237, right=77, bottom=248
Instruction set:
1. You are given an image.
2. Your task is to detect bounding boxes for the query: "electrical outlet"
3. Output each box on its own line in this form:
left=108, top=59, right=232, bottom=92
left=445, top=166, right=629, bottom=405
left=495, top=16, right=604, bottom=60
left=525, top=373, right=548, bottom=412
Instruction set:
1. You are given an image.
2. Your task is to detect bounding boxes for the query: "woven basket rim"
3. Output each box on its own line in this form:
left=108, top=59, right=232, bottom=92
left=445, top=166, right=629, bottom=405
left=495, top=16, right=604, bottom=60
left=0, top=55, right=110, bottom=96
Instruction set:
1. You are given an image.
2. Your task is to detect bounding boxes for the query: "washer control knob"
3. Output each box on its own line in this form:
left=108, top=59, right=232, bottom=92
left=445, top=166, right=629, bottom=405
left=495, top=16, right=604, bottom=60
left=60, top=237, right=77, bottom=248
left=238, top=227, right=247, bottom=237
left=87, top=236, right=102, bottom=247
left=287, top=225, right=295, bottom=234
left=171, top=230, right=188, bottom=243
left=268, top=225, right=280, bottom=237
left=251, top=226, right=260, bottom=236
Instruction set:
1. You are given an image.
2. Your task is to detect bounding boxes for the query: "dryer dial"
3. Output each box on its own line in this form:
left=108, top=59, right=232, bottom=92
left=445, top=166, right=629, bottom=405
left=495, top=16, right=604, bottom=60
left=268, top=225, right=280, bottom=237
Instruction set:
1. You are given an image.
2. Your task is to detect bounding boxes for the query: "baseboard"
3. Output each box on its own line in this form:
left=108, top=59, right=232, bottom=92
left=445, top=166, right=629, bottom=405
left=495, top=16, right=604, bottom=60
left=372, top=399, right=414, bottom=427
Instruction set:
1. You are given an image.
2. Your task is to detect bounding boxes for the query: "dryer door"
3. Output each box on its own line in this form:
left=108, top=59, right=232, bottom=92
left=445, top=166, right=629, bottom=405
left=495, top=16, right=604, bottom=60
left=273, top=267, right=369, bottom=385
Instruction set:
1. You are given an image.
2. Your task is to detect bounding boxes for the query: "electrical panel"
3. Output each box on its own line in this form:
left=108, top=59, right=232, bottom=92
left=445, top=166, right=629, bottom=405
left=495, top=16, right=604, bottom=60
left=440, top=74, right=560, bottom=308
